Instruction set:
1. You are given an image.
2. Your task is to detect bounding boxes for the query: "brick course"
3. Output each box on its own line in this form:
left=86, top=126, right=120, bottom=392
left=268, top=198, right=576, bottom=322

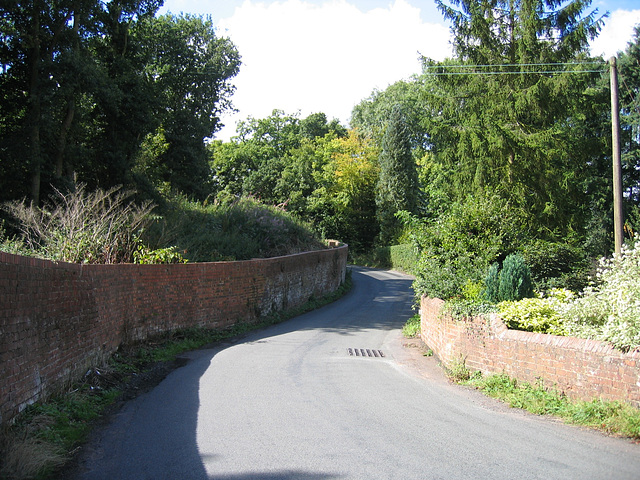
left=0, top=245, right=347, bottom=425
left=420, top=296, right=640, bottom=406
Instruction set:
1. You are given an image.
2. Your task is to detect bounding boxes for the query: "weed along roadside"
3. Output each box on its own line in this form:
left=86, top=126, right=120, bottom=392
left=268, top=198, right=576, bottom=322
left=0, top=248, right=349, bottom=480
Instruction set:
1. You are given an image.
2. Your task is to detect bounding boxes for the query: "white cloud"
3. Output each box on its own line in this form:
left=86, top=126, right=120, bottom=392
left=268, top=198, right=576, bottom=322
left=590, top=9, right=640, bottom=58
left=214, top=0, right=452, bottom=139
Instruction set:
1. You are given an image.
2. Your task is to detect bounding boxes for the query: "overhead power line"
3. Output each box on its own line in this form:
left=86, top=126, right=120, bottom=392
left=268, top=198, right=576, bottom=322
left=422, top=61, right=607, bottom=75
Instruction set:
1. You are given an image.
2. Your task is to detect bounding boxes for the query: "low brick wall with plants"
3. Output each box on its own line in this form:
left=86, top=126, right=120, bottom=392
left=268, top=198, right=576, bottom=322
left=0, top=244, right=348, bottom=426
left=420, top=296, right=640, bottom=407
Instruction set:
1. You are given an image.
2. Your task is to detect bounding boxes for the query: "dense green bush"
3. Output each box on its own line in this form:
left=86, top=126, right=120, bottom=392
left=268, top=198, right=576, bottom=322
left=522, top=240, right=591, bottom=292
left=497, top=289, right=573, bottom=335
left=399, top=195, right=526, bottom=300
left=389, top=243, right=419, bottom=274
left=483, top=262, right=501, bottom=303
left=134, top=245, right=187, bottom=264
left=498, top=253, right=534, bottom=301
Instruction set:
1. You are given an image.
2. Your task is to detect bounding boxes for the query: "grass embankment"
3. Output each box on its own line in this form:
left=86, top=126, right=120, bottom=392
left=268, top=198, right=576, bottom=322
left=0, top=272, right=352, bottom=480
left=400, top=316, right=640, bottom=440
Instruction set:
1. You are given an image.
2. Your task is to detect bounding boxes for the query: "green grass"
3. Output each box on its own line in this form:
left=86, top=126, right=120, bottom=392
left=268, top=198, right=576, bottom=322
left=0, top=271, right=352, bottom=480
left=402, top=314, right=421, bottom=338
left=464, top=373, right=640, bottom=439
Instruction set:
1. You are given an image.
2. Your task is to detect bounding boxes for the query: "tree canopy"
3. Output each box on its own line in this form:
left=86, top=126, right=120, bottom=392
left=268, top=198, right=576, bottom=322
left=0, top=2, right=240, bottom=203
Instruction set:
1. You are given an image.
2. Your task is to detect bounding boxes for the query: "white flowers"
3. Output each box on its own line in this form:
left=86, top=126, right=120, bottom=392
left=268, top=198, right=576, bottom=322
left=560, top=237, right=640, bottom=350
left=500, top=237, right=640, bottom=351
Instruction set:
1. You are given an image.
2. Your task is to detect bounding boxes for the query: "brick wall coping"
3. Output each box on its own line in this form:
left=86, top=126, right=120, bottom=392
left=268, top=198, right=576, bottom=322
left=420, top=296, right=640, bottom=406
left=0, top=244, right=348, bottom=425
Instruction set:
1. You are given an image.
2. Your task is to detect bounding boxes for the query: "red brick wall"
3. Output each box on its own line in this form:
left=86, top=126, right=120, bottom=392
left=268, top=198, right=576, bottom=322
left=420, top=296, right=640, bottom=407
left=0, top=245, right=347, bottom=425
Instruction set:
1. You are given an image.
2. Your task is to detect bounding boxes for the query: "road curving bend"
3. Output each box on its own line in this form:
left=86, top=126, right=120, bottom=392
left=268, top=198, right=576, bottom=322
left=64, top=266, right=640, bottom=480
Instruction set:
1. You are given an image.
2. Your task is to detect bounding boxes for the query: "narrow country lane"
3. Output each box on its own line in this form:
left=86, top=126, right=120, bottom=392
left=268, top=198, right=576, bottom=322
left=65, top=267, right=640, bottom=480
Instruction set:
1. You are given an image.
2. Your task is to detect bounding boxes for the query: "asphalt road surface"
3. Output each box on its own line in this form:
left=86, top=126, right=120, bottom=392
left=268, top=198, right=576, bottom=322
left=66, top=267, right=640, bottom=480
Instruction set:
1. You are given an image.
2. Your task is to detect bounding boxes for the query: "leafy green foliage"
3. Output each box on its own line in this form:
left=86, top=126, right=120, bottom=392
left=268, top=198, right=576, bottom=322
left=521, top=240, right=591, bottom=292
left=376, top=104, right=420, bottom=245
left=306, top=129, right=379, bottom=251
left=400, top=195, right=525, bottom=300
left=444, top=355, right=474, bottom=382
left=441, top=299, right=498, bottom=320
left=134, top=245, right=187, bottom=265
left=389, top=244, right=419, bottom=274
left=483, top=262, right=501, bottom=304
left=618, top=26, right=640, bottom=215
left=0, top=3, right=240, bottom=204
left=209, top=111, right=354, bottom=246
left=402, top=314, right=421, bottom=338
left=497, top=289, right=574, bottom=335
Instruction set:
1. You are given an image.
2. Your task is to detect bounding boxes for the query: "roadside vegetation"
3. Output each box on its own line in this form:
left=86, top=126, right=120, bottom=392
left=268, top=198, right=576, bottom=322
left=1, top=186, right=327, bottom=264
left=0, top=273, right=352, bottom=480
left=441, top=360, right=640, bottom=440
left=401, top=314, right=421, bottom=338
left=3, top=0, right=640, bottom=474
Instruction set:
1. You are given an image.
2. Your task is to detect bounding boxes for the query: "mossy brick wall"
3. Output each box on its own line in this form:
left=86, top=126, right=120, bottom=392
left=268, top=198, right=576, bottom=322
left=420, top=296, right=640, bottom=407
left=0, top=245, right=347, bottom=425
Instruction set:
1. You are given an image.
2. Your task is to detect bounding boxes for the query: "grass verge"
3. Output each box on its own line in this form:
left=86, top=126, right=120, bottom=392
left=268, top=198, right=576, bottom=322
left=461, top=371, right=640, bottom=440
left=402, top=314, right=421, bottom=338
left=0, top=271, right=352, bottom=480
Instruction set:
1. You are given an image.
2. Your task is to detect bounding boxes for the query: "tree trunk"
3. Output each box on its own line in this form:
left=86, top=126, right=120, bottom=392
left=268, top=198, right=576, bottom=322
left=28, top=6, right=42, bottom=204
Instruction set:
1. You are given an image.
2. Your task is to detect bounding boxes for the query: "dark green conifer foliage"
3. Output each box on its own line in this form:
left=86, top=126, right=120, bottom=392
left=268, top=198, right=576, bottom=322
left=484, top=262, right=501, bottom=304
left=376, top=104, right=419, bottom=245
left=497, top=253, right=534, bottom=302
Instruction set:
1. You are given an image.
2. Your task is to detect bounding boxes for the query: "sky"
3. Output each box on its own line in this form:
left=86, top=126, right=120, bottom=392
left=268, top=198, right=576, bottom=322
left=157, top=0, right=640, bottom=141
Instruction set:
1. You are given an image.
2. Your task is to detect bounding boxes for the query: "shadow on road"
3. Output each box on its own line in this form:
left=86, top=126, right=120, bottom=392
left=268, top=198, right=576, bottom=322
left=63, top=267, right=414, bottom=480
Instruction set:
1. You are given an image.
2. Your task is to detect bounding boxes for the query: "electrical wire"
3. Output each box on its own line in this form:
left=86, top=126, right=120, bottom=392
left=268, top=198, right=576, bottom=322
left=421, top=61, right=608, bottom=75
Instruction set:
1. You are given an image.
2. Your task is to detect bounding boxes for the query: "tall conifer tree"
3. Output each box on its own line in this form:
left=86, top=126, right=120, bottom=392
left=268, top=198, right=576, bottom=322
left=376, top=104, right=420, bottom=245
left=424, top=0, right=608, bottom=238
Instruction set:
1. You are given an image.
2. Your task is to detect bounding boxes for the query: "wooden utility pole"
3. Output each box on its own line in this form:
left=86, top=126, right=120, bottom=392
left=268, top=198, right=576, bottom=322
left=610, top=56, right=623, bottom=256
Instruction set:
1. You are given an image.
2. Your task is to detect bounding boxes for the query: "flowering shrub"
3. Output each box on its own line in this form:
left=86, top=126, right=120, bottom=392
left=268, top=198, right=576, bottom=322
left=560, top=238, right=640, bottom=351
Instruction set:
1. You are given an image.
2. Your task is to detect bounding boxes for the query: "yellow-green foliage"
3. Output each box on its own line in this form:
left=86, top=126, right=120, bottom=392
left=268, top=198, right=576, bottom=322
left=498, top=289, right=574, bottom=335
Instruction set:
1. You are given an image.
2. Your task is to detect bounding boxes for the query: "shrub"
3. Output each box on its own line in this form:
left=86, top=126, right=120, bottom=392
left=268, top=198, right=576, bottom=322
left=497, top=289, right=574, bottom=335
left=561, top=237, right=640, bottom=350
left=402, top=314, right=421, bottom=338
left=482, top=253, right=534, bottom=303
left=498, top=253, right=534, bottom=301
left=521, top=239, right=591, bottom=292
left=0, top=221, right=32, bottom=256
left=389, top=243, right=419, bottom=274
left=134, top=245, right=187, bottom=264
left=483, top=262, right=501, bottom=303
left=2, top=184, right=154, bottom=263
left=399, top=195, right=526, bottom=300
